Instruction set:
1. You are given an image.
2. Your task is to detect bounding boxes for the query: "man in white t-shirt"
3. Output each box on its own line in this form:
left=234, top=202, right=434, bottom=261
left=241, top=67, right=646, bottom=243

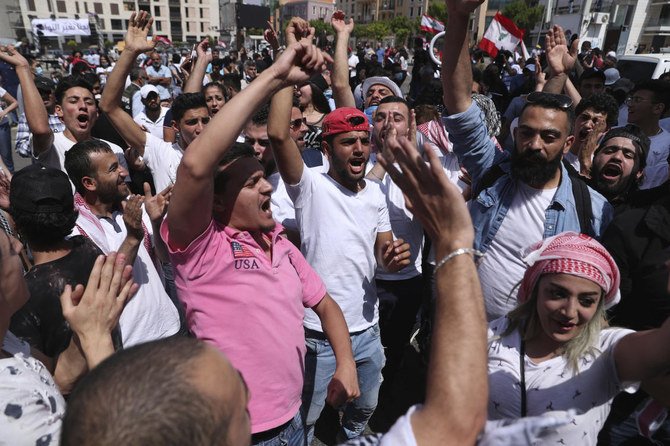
left=63, top=138, right=180, bottom=346
left=133, top=84, right=170, bottom=139
left=0, top=49, right=130, bottom=176
left=271, top=86, right=411, bottom=440
left=626, top=80, right=670, bottom=189
left=100, top=26, right=212, bottom=193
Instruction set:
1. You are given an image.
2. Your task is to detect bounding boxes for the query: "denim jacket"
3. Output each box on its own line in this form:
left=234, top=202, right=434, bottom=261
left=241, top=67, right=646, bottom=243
left=443, top=102, right=613, bottom=253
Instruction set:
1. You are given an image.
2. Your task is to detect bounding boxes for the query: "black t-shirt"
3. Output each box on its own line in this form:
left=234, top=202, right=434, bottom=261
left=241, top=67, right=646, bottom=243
left=10, top=236, right=120, bottom=357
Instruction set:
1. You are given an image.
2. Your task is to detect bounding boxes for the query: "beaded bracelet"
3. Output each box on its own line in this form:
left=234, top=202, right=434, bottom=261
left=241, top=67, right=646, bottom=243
left=434, top=247, right=484, bottom=271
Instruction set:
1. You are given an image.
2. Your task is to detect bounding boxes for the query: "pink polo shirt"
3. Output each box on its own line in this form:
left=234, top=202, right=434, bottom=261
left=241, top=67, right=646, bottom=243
left=160, top=220, right=326, bottom=433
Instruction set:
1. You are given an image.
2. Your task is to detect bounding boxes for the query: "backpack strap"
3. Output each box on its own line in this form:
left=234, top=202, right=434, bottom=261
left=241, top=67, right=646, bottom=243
left=472, top=163, right=505, bottom=198
left=562, top=159, right=594, bottom=236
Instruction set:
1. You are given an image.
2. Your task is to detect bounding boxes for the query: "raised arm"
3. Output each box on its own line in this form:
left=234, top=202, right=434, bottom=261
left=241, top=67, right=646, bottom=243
left=379, top=127, right=487, bottom=445
left=183, top=38, right=211, bottom=94
left=0, top=90, right=18, bottom=120
left=99, top=11, right=154, bottom=153
left=441, top=1, right=484, bottom=114
left=168, top=37, right=331, bottom=249
left=542, top=25, right=579, bottom=95
left=614, top=316, right=670, bottom=383
left=268, top=86, right=304, bottom=184
left=0, top=46, right=53, bottom=155
left=331, top=11, right=356, bottom=108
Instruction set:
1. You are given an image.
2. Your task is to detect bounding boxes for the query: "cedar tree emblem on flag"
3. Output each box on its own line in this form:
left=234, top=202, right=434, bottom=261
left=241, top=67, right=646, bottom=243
left=478, top=12, right=525, bottom=58
left=420, top=14, right=445, bottom=34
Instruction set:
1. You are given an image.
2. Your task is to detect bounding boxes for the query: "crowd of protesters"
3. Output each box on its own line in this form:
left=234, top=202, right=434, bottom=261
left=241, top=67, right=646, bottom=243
left=0, top=0, right=670, bottom=444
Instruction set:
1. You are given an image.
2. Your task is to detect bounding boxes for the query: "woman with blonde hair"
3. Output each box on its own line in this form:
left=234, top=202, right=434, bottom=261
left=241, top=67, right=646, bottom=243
left=487, top=232, right=670, bottom=445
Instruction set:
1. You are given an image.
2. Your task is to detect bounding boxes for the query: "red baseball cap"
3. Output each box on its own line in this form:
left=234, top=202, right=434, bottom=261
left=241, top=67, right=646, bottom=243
left=322, top=107, right=369, bottom=137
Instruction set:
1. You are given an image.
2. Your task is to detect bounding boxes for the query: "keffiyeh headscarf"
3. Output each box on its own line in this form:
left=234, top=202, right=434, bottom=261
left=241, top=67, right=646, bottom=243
left=517, top=232, right=621, bottom=309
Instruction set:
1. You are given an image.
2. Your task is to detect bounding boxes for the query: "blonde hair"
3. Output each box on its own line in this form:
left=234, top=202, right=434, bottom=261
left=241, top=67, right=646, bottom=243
left=501, top=279, right=609, bottom=374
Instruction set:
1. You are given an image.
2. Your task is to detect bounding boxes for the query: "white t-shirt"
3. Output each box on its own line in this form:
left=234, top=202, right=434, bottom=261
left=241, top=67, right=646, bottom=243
left=476, top=182, right=556, bottom=320
left=1, top=332, right=65, bottom=446
left=96, top=65, right=114, bottom=85
left=269, top=171, right=298, bottom=232
left=487, top=317, right=638, bottom=446
left=286, top=168, right=391, bottom=332
left=143, top=133, right=184, bottom=192
left=73, top=209, right=180, bottom=347
left=639, top=128, right=670, bottom=190
left=134, top=107, right=169, bottom=140
left=373, top=173, right=423, bottom=281
left=33, top=132, right=129, bottom=177
left=348, top=54, right=359, bottom=78
left=660, top=117, right=670, bottom=133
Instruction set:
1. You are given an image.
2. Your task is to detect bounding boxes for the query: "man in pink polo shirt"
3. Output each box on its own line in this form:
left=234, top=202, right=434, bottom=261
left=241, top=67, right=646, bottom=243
left=160, top=16, right=359, bottom=445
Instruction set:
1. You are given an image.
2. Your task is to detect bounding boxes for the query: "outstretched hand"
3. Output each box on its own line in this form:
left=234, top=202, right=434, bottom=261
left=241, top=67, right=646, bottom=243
left=0, top=45, right=30, bottom=69
left=285, top=17, right=313, bottom=46
left=125, top=11, right=155, bottom=54
left=60, top=253, right=139, bottom=367
left=545, top=25, right=578, bottom=76
left=331, top=10, right=354, bottom=35
left=378, top=128, right=474, bottom=250
left=272, top=38, right=332, bottom=87
left=144, top=182, right=172, bottom=223
left=195, top=38, right=212, bottom=64
left=264, top=21, right=280, bottom=51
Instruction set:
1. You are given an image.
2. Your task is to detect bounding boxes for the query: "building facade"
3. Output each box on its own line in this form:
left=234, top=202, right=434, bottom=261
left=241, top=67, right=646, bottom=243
left=16, top=0, right=221, bottom=51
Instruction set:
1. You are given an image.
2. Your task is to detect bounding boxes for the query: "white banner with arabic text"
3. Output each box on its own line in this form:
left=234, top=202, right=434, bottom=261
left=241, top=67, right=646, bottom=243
left=31, top=19, right=91, bottom=37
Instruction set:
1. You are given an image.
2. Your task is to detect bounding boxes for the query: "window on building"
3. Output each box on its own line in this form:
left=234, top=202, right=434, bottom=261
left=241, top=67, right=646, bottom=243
left=200, top=22, right=204, bottom=32
left=84, top=2, right=89, bottom=13
left=111, top=19, right=123, bottom=29
left=313, top=6, right=316, bottom=14
left=110, top=3, right=118, bottom=14
left=185, top=8, right=189, bottom=17
left=200, top=8, right=204, bottom=18
left=417, top=6, right=421, bottom=15
left=409, top=7, right=413, bottom=16
left=75, top=1, right=80, bottom=13
left=27, top=0, right=36, bottom=11
left=153, top=6, right=160, bottom=16
left=57, top=1, right=66, bottom=13
left=156, top=21, right=162, bottom=31
left=186, top=22, right=190, bottom=32
left=123, top=2, right=134, bottom=11
left=94, top=2, right=103, bottom=14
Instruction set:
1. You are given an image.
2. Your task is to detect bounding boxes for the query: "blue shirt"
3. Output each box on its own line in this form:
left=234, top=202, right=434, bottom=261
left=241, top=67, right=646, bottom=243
left=443, top=102, right=613, bottom=253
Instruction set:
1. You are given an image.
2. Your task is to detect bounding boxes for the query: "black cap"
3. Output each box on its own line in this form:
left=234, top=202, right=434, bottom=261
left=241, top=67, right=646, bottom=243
left=9, top=164, right=74, bottom=214
left=596, top=124, right=651, bottom=170
left=579, top=68, right=606, bottom=83
left=34, top=76, right=55, bottom=92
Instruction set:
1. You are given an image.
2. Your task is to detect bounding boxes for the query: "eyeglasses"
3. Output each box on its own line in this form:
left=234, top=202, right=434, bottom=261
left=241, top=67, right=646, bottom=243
left=625, top=96, right=656, bottom=105
left=183, top=116, right=211, bottom=126
left=289, top=118, right=307, bottom=129
left=244, top=137, right=271, bottom=148
left=525, top=92, right=573, bottom=109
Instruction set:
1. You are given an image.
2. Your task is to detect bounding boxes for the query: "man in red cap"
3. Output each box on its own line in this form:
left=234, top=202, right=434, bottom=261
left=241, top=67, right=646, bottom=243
left=270, top=71, right=411, bottom=440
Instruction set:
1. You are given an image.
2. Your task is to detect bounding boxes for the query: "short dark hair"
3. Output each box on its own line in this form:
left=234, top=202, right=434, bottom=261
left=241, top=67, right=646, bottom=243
left=250, top=102, right=270, bottom=127
left=579, top=69, right=606, bottom=85
left=170, top=93, right=207, bottom=123
left=12, top=208, right=78, bottom=247
left=521, top=95, right=575, bottom=135
left=632, top=79, right=670, bottom=113
left=214, top=143, right=257, bottom=194
left=55, top=75, right=94, bottom=104
left=595, top=124, right=651, bottom=172
left=64, top=139, right=114, bottom=196
left=129, top=67, right=145, bottom=82
left=378, top=95, right=410, bottom=113
left=61, top=338, right=232, bottom=446
left=575, top=93, right=619, bottom=128
left=222, top=74, right=241, bottom=93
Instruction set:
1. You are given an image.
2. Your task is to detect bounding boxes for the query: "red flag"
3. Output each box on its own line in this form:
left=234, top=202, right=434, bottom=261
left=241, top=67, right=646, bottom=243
left=478, top=12, right=525, bottom=58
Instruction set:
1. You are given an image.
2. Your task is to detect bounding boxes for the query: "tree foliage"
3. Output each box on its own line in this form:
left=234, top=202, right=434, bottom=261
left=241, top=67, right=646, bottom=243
left=502, top=0, right=544, bottom=35
left=427, top=3, right=448, bottom=25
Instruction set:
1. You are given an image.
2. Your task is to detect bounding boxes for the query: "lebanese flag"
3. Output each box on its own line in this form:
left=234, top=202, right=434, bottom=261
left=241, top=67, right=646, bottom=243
left=153, top=35, right=173, bottom=46
left=478, top=12, right=525, bottom=58
left=420, top=14, right=445, bottom=34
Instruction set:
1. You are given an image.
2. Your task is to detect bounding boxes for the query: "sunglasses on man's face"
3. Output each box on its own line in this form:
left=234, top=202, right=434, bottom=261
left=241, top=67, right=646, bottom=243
left=290, top=118, right=307, bottom=129
left=525, top=91, right=573, bottom=109
left=244, top=137, right=271, bottom=148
